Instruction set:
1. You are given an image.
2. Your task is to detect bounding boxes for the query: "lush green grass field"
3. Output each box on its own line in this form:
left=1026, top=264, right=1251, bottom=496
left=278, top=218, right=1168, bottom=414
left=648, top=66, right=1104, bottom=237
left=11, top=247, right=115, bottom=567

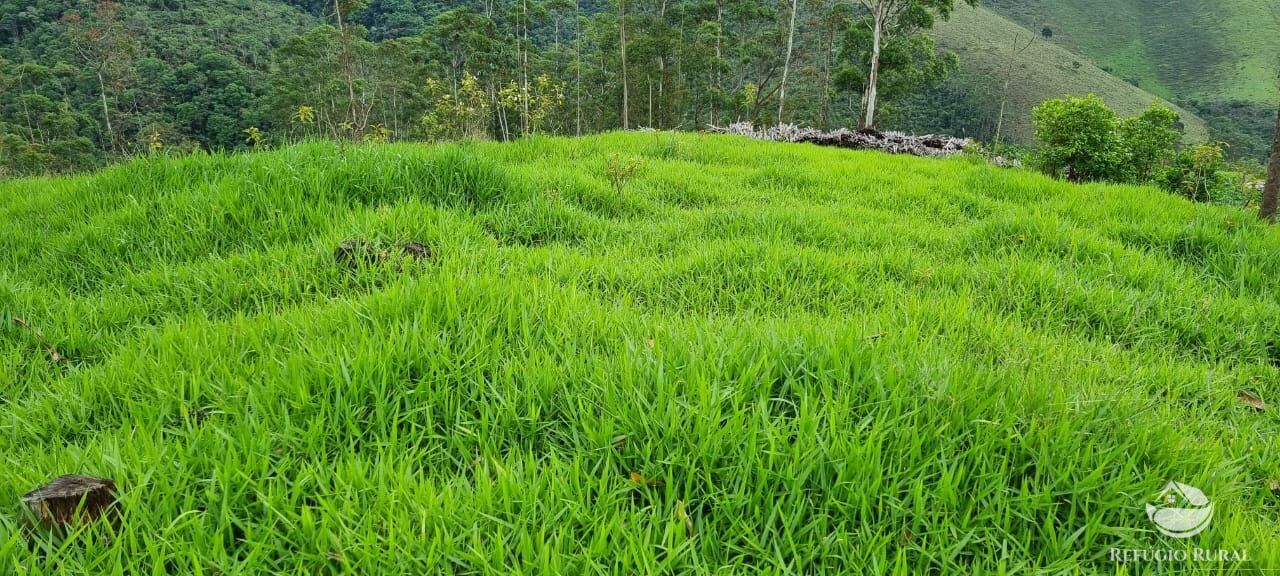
left=1, top=133, right=1278, bottom=573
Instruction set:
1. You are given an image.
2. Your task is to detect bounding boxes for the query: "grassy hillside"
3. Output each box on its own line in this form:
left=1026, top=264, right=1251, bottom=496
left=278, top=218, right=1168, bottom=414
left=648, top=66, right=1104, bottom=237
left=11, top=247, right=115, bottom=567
left=976, top=0, right=1279, bottom=160
left=2, top=133, right=1279, bottom=572
left=932, top=4, right=1210, bottom=145
left=984, top=0, right=1280, bottom=105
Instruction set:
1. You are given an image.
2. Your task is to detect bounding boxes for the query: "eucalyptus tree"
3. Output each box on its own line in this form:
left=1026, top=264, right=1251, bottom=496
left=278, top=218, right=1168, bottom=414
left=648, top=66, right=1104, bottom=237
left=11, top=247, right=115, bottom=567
left=1261, top=112, right=1280, bottom=222
left=61, top=0, right=139, bottom=154
left=1259, top=6, right=1280, bottom=222
left=853, top=0, right=976, bottom=130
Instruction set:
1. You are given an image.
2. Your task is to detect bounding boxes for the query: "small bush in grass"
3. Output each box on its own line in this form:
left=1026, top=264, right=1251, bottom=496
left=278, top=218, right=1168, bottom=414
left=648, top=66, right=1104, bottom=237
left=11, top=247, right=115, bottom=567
left=651, top=133, right=687, bottom=160
left=243, top=126, right=267, bottom=150
left=604, top=152, right=643, bottom=195
left=421, top=73, right=490, bottom=141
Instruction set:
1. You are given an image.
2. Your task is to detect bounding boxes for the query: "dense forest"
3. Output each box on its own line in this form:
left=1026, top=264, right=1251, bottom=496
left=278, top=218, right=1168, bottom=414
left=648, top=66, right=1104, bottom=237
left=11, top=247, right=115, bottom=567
left=0, top=0, right=1272, bottom=177
left=0, top=0, right=1032, bottom=176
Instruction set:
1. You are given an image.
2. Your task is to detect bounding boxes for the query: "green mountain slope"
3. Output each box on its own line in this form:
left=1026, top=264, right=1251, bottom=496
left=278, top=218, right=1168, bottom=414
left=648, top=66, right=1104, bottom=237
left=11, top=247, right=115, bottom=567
left=985, top=0, right=1280, bottom=105
left=932, top=4, right=1210, bottom=145
left=3, top=134, right=1279, bottom=571
left=978, top=0, right=1279, bottom=160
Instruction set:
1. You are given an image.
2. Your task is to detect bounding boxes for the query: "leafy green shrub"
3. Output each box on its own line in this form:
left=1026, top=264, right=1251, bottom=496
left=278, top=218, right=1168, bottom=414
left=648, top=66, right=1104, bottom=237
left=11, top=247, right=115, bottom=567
left=958, top=140, right=990, bottom=165
left=421, top=73, right=490, bottom=141
left=1119, top=104, right=1180, bottom=182
left=1032, top=96, right=1180, bottom=184
left=1158, top=142, right=1234, bottom=203
left=1032, top=95, right=1126, bottom=182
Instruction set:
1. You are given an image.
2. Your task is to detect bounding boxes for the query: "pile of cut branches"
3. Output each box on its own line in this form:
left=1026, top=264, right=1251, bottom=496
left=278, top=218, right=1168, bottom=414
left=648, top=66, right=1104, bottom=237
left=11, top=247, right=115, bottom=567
left=708, top=123, right=970, bottom=158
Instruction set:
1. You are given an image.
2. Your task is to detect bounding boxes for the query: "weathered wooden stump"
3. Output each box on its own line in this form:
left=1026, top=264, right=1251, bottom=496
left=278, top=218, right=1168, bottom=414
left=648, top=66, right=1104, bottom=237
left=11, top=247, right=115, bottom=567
left=334, top=239, right=378, bottom=267
left=21, top=475, right=118, bottom=529
left=335, top=239, right=433, bottom=268
left=400, top=242, right=432, bottom=260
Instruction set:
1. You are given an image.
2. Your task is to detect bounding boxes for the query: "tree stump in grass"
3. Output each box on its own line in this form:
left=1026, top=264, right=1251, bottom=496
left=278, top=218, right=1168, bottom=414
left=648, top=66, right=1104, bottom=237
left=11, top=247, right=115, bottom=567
left=21, top=475, right=118, bottom=530
left=335, top=239, right=433, bottom=268
left=334, top=239, right=378, bottom=267
left=400, top=242, right=432, bottom=260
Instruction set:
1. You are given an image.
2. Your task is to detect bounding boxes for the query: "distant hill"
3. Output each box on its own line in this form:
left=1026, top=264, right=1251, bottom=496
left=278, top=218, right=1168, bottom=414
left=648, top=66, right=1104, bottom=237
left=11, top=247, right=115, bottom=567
left=984, top=0, right=1279, bottom=105
left=930, top=4, right=1210, bottom=146
left=980, top=0, right=1278, bottom=160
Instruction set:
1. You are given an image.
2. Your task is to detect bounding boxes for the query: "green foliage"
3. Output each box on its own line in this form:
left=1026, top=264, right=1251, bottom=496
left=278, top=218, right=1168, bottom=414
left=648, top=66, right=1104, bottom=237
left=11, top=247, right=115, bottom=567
left=1117, top=103, right=1180, bottom=182
left=0, top=0, right=1261, bottom=178
left=0, top=59, right=102, bottom=176
left=526, top=74, right=566, bottom=135
left=420, top=72, right=489, bottom=141
left=957, top=139, right=989, bottom=165
left=929, top=5, right=1210, bottom=147
left=0, top=0, right=314, bottom=171
left=982, top=0, right=1278, bottom=161
left=890, top=79, right=998, bottom=140
left=834, top=0, right=976, bottom=129
left=1158, top=142, right=1234, bottom=203
left=603, top=151, right=642, bottom=194
left=1033, top=96, right=1182, bottom=184
left=2, top=133, right=1278, bottom=571
left=1032, top=95, right=1126, bottom=182
left=243, top=126, right=266, bottom=149
left=836, top=27, right=958, bottom=117
left=1186, top=99, right=1278, bottom=162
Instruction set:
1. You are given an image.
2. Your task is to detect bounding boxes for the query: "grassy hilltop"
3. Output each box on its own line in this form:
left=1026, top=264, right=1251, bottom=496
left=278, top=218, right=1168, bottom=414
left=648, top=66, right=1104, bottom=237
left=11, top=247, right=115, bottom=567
left=2, top=133, right=1279, bottom=572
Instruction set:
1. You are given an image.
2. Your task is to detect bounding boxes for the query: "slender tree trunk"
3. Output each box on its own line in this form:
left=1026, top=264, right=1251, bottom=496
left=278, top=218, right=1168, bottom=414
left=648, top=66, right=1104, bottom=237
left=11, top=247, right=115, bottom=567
left=391, top=85, right=400, bottom=137
left=575, top=0, right=583, bottom=135
left=648, top=76, right=653, bottom=126
left=487, top=76, right=497, bottom=139
left=778, top=0, right=799, bottom=124
left=995, top=33, right=1034, bottom=148
left=334, top=0, right=360, bottom=136
left=820, top=9, right=835, bottom=130
left=713, top=1, right=723, bottom=126
left=994, top=41, right=1013, bottom=147
left=95, top=70, right=116, bottom=154
left=658, top=0, right=668, bottom=128
left=619, top=0, right=629, bottom=129
left=859, top=4, right=883, bottom=130
left=521, top=0, right=530, bottom=135
left=994, top=78, right=1010, bottom=147
left=17, top=68, right=45, bottom=144
left=1259, top=108, right=1280, bottom=222
left=658, top=58, right=665, bottom=128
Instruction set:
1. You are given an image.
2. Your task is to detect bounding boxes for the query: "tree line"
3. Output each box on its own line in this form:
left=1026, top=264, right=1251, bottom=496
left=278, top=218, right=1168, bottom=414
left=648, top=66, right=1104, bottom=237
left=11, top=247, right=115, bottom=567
left=3, top=0, right=1275, bottom=225
left=1, top=0, right=977, bottom=176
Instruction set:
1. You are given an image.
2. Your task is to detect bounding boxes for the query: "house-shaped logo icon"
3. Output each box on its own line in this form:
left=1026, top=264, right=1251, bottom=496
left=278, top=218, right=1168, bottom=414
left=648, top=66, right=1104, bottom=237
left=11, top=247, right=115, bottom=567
left=1145, top=481, right=1213, bottom=538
